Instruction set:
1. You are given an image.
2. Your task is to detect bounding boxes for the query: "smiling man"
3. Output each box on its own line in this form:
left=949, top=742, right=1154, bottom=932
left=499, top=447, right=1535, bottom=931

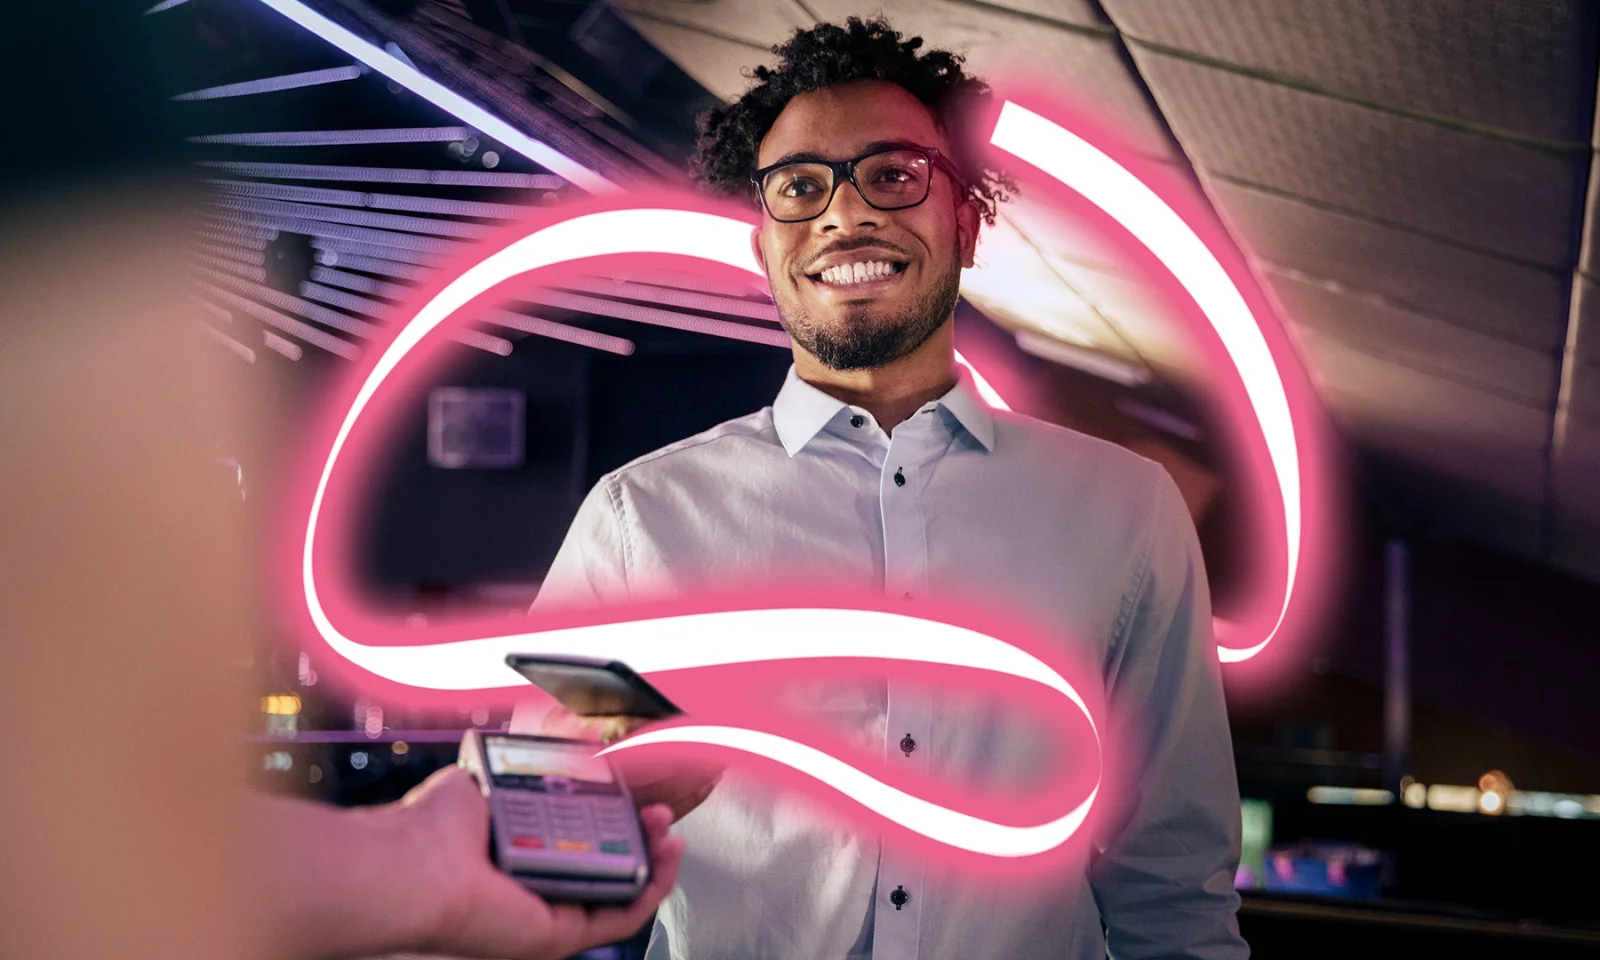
left=525, top=17, right=1247, bottom=960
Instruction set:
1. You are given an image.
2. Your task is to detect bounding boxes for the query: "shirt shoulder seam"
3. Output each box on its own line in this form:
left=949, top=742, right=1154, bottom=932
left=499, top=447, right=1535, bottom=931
left=604, top=415, right=774, bottom=480
left=1108, top=462, right=1166, bottom=663
left=600, top=474, right=633, bottom=597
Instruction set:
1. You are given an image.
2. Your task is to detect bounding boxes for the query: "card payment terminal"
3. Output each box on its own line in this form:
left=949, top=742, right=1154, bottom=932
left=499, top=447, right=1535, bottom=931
left=458, top=730, right=651, bottom=903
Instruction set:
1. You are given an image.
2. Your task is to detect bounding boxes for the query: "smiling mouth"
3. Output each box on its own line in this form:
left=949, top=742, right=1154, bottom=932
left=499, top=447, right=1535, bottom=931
left=807, top=259, right=909, bottom=287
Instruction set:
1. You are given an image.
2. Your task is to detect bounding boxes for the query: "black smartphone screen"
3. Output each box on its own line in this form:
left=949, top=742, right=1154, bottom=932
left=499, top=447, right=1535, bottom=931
left=506, top=654, right=682, bottom=719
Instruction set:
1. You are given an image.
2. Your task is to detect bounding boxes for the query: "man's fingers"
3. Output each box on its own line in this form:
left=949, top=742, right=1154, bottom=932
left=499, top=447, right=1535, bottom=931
left=573, top=805, right=686, bottom=946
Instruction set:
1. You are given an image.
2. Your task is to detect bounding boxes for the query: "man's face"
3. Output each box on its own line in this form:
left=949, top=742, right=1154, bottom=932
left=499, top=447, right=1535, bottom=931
left=752, top=80, right=980, bottom=371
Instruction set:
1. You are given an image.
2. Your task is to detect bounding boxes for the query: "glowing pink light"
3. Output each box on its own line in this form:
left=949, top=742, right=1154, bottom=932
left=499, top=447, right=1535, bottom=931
left=246, top=0, right=615, bottom=194
left=290, top=200, right=1099, bottom=861
left=987, top=100, right=1306, bottom=662
left=287, top=95, right=1322, bottom=857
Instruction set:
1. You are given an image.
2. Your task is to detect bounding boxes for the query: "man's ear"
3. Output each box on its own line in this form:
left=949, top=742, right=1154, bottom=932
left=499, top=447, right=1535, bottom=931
left=749, top=225, right=768, bottom=275
left=956, top=198, right=981, bottom=270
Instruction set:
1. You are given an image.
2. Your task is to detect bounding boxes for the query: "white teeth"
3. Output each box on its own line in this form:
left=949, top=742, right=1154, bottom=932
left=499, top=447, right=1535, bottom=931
left=817, top=260, right=898, bottom=285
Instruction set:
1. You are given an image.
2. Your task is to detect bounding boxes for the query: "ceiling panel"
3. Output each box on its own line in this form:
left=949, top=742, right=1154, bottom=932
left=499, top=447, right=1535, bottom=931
left=1569, top=275, right=1600, bottom=367
left=1295, top=328, right=1550, bottom=555
left=1102, top=0, right=1600, bottom=144
left=614, top=0, right=810, bottom=50
left=1130, top=48, right=1590, bottom=267
left=617, top=11, right=776, bottom=101
left=1551, top=422, right=1600, bottom=579
left=1570, top=361, right=1600, bottom=423
left=1264, top=266, right=1558, bottom=408
left=1040, top=256, right=1202, bottom=379
left=947, top=0, right=1110, bottom=30
left=804, top=0, right=1177, bottom=160
left=961, top=215, right=1137, bottom=364
left=1204, top=177, right=1570, bottom=351
left=1292, top=326, right=1549, bottom=489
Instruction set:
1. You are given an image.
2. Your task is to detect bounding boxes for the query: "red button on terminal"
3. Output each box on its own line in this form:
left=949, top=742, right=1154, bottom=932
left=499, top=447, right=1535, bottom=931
left=511, top=836, right=546, bottom=849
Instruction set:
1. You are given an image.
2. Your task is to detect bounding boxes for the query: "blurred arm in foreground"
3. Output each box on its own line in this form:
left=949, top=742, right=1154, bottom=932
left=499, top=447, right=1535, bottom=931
left=0, top=190, right=680, bottom=960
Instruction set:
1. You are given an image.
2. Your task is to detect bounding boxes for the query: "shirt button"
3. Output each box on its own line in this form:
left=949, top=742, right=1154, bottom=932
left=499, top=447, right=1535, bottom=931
left=893, top=468, right=905, bottom=487
left=890, top=885, right=910, bottom=910
left=850, top=414, right=864, bottom=428
left=899, top=734, right=916, bottom=756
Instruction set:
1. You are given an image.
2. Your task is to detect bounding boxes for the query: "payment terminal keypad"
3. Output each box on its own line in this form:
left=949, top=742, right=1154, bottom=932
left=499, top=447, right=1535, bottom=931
left=497, top=789, right=635, bottom=857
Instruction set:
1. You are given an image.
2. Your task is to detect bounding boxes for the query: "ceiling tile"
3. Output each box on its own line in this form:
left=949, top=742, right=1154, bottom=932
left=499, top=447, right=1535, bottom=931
left=947, top=0, right=1110, bottom=29
left=961, top=215, right=1135, bottom=361
left=617, top=13, right=774, bottom=101
left=1567, top=362, right=1600, bottom=424
left=614, top=0, right=809, bottom=50
left=1302, top=328, right=1551, bottom=559
left=1129, top=49, right=1590, bottom=267
left=1291, top=325, right=1550, bottom=475
left=804, top=0, right=1177, bottom=159
left=1102, top=0, right=1599, bottom=143
left=1359, top=446, right=1546, bottom=559
left=1265, top=267, right=1559, bottom=408
left=1040, top=256, right=1203, bottom=379
left=1550, top=426, right=1600, bottom=580
left=1568, top=275, right=1600, bottom=367
left=1204, top=178, right=1570, bottom=351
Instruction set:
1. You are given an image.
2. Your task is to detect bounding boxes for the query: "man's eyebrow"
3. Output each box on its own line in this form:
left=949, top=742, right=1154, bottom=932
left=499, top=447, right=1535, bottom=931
left=765, top=140, right=926, bottom=168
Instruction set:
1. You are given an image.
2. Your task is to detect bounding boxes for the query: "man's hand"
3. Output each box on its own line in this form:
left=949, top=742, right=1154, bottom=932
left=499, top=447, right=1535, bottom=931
left=539, top=707, right=725, bottom=822
left=381, top=766, right=685, bottom=960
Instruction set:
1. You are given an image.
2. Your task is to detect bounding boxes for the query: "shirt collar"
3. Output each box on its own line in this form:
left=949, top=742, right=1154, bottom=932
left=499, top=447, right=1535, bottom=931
left=771, top=364, right=996, bottom=457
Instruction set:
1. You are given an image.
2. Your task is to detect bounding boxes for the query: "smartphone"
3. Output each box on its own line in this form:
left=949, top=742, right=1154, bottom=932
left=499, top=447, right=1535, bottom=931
left=506, top=653, right=682, bottom=719
left=458, top=730, right=651, bottom=903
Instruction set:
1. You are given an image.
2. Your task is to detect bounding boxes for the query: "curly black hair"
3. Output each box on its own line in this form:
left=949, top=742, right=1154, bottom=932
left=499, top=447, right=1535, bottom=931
left=689, top=17, right=1013, bottom=225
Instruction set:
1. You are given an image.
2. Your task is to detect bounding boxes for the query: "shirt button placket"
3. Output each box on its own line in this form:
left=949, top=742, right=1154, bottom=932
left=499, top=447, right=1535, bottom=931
left=874, top=424, right=930, bottom=960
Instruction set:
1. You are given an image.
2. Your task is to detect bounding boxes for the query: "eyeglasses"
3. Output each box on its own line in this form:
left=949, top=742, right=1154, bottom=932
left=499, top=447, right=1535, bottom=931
left=750, top=143, right=967, bottom=224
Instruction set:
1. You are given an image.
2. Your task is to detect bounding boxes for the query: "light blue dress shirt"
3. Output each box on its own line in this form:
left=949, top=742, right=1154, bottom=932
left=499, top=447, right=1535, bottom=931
left=522, top=365, right=1247, bottom=960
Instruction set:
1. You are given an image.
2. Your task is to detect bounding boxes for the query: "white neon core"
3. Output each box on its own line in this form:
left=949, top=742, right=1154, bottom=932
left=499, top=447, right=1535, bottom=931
left=988, top=103, right=1300, bottom=663
left=299, top=207, right=1097, bottom=858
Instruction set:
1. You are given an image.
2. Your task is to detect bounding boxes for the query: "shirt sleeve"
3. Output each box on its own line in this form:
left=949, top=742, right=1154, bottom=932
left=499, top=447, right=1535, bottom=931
left=1088, top=463, right=1247, bottom=960
left=528, top=476, right=633, bottom=615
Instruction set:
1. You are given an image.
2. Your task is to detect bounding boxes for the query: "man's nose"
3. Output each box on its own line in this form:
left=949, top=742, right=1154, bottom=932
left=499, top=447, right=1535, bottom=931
left=816, top=176, right=881, bottom=232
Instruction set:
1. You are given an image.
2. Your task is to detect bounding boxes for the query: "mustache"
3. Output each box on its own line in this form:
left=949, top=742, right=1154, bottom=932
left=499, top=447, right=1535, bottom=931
left=803, top=236, right=914, bottom=268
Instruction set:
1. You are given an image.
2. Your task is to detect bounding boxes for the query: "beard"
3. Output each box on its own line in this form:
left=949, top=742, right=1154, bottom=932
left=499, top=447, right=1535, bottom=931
left=775, top=261, right=962, bottom=371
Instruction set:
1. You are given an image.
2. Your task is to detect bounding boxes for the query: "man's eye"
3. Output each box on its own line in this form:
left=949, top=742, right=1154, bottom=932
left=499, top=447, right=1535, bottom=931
left=873, top=166, right=917, bottom=184
left=778, top=177, right=823, bottom=198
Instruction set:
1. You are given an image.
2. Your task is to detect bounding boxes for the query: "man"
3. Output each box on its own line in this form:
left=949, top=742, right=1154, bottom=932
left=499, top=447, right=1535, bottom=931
left=525, top=17, right=1247, bottom=960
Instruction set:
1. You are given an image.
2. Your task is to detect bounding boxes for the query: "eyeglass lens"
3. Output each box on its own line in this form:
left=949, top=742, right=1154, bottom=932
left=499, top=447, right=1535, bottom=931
left=761, top=150, right=933, bottom=222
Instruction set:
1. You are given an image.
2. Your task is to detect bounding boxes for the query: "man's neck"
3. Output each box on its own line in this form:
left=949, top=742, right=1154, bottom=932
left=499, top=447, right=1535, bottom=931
left=793, top=324, right=957, bottom=432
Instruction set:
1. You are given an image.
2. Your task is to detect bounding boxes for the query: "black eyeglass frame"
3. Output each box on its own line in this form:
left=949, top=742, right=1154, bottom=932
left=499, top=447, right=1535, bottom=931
left=749, top=143, right=970, bottom=223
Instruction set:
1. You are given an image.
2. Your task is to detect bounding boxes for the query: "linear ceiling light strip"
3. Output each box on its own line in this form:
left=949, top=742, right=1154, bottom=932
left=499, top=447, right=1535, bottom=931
left=207, top=209, right=465, bottom=256
left=199, top=282, right=361, bottom=360
left=196, top=321, right=257, bottom=364
left=208, top=178, right=527, bottom=219
left=191, top=125, right=469, bottom=146
left=211, top=195, right=491, bottom=240
left=299, top=281, right=510, bottom=355
left=263, top=330, right=305, bottom=361
left=565, top=276, right=779, bottom=324
left=173, top=65, right=363, bottom=101
left=522, top=289, right=792, bottom=348
left=311, top=237, right=442, bottom=266
left=482, top=308, right=635, bottom=356
left=314, top=249, right=432, bottom=281
left=198, top=160, right=563, bottom=190
left=197, top=266, right=380, bottom=339
left=249, top=0, right=616, bottom=194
